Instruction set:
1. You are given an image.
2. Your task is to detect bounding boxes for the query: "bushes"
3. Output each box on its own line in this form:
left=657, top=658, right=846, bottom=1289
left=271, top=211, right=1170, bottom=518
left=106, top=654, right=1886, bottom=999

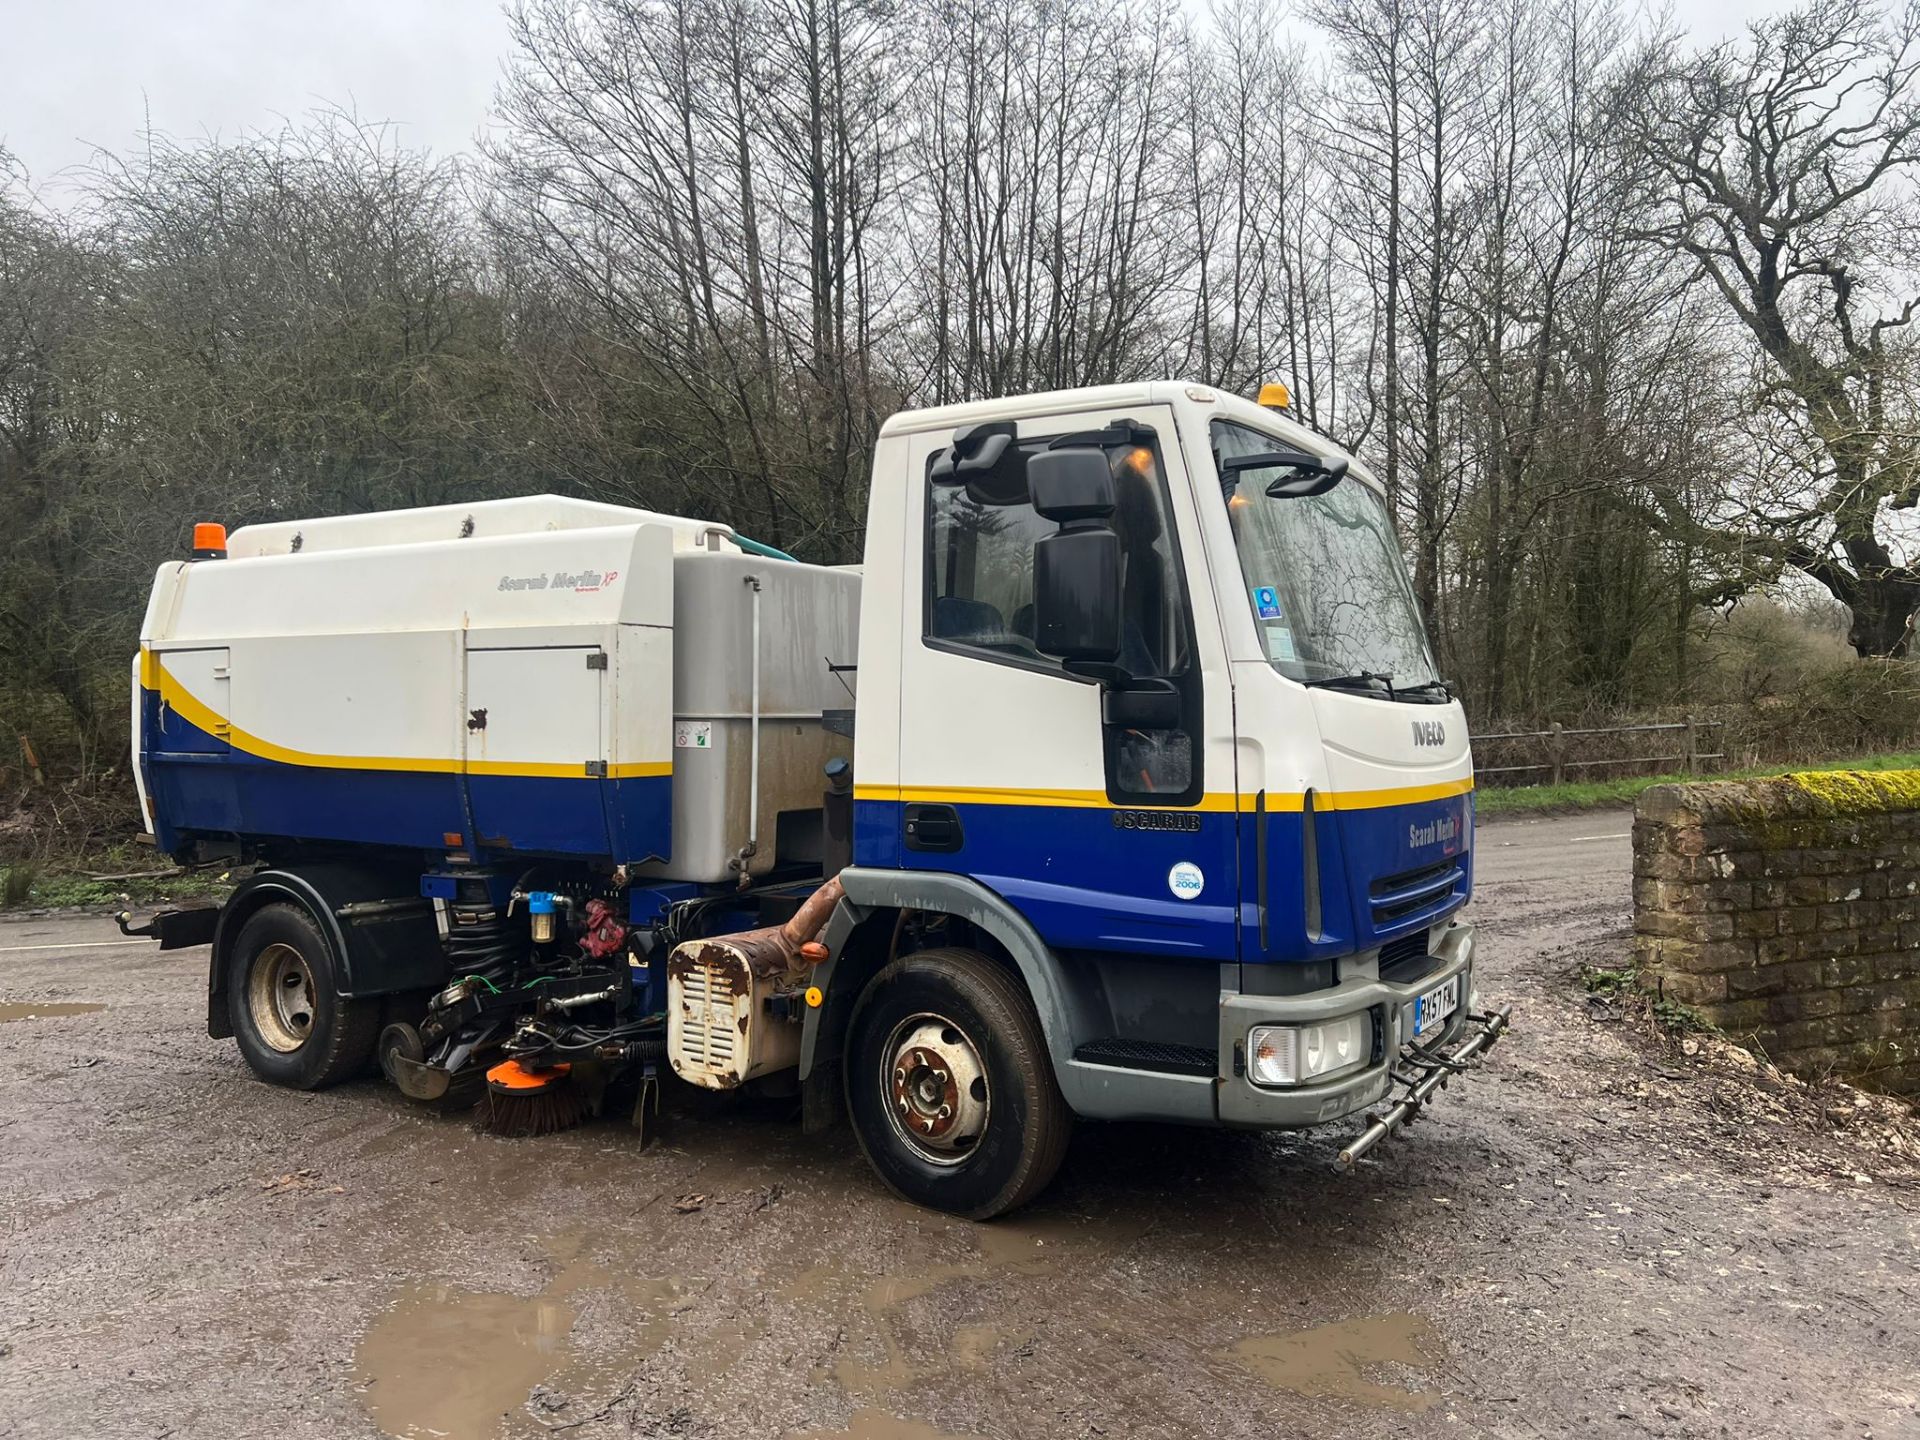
left=1474, top=594, right=1920, bottom=789
left=0, top=772, right=144, bottom=867
left=1733, top=662, right=1920, bottom=764
left=1, top=863, right=36, bottom=906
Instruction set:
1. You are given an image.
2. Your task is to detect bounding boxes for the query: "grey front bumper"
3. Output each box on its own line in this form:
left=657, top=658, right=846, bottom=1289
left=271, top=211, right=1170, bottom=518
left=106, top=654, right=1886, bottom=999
left=1056, top=920, right=1486, bottom=1129
left=1216, top=920, right=1478, bottom=1128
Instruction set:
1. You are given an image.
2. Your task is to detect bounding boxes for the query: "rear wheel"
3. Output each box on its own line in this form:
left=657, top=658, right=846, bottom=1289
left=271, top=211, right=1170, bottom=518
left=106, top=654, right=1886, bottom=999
left=227, top=903, right=377, bottom=1089
left=845, top=947, right=1071, bottom=1219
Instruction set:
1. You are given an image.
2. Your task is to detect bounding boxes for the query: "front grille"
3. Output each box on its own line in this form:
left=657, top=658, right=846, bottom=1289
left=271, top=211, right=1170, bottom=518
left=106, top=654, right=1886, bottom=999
left=1378, top=931, right=1440, bottom=985
left=1074, top=1038, right=1218, bottom=1077
left=1369, top=859, right=1464, bottom=928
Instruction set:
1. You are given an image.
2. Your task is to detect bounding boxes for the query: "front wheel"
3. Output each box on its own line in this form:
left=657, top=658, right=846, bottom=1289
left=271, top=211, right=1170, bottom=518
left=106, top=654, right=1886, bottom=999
left=845, top=948, right=1071, bottom=1219
left=226, top=902, right=378, bottom=1089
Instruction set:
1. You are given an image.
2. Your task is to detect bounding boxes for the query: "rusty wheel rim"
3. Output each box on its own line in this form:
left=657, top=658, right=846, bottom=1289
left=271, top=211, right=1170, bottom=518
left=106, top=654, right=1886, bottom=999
left=247, top=942, right=317, bottom=1053
left=880, top=1012, right=989, bottom=1166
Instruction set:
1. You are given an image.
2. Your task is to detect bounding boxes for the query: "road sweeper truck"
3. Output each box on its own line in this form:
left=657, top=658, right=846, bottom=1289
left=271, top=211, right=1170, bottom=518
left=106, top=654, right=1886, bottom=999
left=123, top=382, right=1507, bottom=1218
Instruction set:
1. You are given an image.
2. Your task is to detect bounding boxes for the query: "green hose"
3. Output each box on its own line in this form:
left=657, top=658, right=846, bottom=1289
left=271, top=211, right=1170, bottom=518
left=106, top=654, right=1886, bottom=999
left=732, top=533, right=799, bottom=563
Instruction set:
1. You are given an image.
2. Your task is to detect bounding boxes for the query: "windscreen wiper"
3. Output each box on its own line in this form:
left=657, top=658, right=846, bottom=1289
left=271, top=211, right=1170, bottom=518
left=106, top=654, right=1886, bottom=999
left=1301, top=671, right=1397, bottom=698
left=1398, top=678, right=1454, bottom=701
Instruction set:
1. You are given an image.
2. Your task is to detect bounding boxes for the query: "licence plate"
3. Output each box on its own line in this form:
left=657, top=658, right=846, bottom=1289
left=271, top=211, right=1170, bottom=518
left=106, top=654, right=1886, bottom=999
left=1412, top=976, right=1460, bottom=1038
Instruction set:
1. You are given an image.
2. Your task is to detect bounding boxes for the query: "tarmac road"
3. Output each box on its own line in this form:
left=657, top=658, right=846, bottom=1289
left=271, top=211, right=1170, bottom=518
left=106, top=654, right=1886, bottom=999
left=1, top=812, right=1916, bottom=1440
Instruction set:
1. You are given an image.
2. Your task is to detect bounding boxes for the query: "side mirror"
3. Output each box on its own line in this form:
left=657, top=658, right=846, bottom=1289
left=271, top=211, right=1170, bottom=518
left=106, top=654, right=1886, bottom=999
left=931, top=422, right=1026, bottom=506
left=1029, top=448, right=1122, bottom=664
left=1029, top=447, right=1116, bottom=521
left=1219, top=448, right=1348, bottom=498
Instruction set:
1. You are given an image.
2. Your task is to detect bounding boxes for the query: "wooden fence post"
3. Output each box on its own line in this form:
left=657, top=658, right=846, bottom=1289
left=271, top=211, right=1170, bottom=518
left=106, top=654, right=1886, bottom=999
left=1683, top=715, right=1697, bottom=777
left=1549, top=722, right=1565, bottom=786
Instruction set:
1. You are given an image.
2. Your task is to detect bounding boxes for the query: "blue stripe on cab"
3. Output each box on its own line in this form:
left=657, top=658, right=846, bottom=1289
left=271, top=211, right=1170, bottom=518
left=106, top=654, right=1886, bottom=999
left=859, top=797, right=1243, bottom=961
left=859, top=791, right=1471, bottom=966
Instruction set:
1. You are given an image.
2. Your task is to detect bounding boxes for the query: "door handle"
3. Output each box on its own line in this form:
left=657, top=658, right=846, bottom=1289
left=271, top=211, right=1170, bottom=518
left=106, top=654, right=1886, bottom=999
left=904, top=803, right=964, bottom=853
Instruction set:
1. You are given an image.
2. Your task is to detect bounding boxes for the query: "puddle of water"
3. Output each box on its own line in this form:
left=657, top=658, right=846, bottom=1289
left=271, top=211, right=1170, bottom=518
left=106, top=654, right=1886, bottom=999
left=358, top=1284, right=574, bottom=1439
left=0, top=1002, right=104, bottom=1023
left=354, top=1237, right=684, bottom=1439
left=686, top=1316, right=766, bottom=1389
left=969, top=1212, right=1135, bottom=1270
left=788, top=1408, right=982, bottom=1440
left=1224, top=1312, right=1443, bottom=1412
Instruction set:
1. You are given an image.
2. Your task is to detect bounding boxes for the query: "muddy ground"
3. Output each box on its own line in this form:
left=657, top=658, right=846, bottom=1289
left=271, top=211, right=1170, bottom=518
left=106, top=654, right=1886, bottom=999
left=2, top=812, right=1917, bottom=1440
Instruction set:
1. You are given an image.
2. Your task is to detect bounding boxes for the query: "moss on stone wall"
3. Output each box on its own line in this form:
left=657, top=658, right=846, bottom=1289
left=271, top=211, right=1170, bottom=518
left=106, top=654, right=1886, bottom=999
left=1632, top=766, right=1920, bottom=1096
left=1783, top=768, right=1920, bottom=815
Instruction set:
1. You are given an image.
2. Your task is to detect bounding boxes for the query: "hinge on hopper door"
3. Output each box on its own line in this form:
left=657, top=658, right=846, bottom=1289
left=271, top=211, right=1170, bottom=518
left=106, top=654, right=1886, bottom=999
left=584, top=761, right=609, bottom=777
left=585, top=652, right=608, bottom=669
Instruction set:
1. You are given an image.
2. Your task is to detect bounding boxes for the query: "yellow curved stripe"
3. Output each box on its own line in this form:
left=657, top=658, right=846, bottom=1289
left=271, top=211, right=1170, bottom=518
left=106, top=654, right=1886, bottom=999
left=853, top=778, right=1472, bottom=813
left=1318, top=778, right=1476, bottom=810
left=142, top=650, right=668, bottom=780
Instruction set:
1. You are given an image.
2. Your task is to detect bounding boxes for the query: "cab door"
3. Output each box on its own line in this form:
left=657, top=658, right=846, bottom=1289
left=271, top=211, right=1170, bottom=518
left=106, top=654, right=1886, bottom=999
left=891, top=403, right=1239, bottom=961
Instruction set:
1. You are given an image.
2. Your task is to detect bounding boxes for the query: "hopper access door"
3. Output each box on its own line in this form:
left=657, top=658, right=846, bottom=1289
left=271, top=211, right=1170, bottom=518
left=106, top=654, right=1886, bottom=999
left=463, top=645, right=613, bottom=856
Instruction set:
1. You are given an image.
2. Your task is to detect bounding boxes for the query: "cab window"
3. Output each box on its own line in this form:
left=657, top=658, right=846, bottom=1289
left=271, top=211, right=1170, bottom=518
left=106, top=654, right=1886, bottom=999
left=925, top=438, right=1187, bottom=679
left=923, top=430, right=1199, bottom=803
left=926, top=484, right=1056, bottom=663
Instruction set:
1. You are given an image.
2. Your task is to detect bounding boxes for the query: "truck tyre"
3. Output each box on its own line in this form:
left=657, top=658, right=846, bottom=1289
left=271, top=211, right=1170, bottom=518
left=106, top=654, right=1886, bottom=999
left=845, top=947, right=1071, bottom=1220
left=226, top=902, right=378, bottom=1089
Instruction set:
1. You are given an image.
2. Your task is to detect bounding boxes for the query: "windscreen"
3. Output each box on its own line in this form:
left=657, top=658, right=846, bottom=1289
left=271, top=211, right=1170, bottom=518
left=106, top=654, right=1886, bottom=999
left=1212, top=420, right=1438, bottom=691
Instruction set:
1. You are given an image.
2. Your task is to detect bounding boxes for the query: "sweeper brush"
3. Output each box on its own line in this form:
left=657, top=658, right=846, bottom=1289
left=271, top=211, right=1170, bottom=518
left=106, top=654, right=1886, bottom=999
left=475, top=1059, right=589, bottom=1137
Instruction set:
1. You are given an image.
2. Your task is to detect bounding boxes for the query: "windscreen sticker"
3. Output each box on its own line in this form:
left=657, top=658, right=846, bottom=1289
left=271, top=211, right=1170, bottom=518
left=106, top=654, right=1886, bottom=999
left=1265, top=624, right=1297, bottom=663
left=1252, top=585, right=1284, bottom=620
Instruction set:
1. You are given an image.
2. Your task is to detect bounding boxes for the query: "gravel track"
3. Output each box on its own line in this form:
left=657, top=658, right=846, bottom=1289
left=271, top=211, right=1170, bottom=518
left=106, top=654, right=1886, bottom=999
left=1, top=813, right=1915, bottom=1439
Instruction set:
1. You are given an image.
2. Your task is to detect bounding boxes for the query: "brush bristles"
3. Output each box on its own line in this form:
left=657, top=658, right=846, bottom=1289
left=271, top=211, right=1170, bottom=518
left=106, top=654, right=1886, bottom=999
left=475, top=1080, right=590, bottom=1137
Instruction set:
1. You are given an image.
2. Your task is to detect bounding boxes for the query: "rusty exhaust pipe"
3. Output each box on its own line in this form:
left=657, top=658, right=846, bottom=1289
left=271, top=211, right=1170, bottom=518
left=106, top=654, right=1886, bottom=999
left=779, top=875, right=846, bottom=956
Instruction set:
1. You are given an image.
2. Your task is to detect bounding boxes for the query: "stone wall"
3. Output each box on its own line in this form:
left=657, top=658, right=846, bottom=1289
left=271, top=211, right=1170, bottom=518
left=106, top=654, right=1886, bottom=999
left=1632, top=770, right=1920, bottom=1095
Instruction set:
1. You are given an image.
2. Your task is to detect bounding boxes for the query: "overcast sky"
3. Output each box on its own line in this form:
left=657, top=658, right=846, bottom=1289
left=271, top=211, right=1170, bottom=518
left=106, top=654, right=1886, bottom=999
left=3, top=0, right=1805, bottom=197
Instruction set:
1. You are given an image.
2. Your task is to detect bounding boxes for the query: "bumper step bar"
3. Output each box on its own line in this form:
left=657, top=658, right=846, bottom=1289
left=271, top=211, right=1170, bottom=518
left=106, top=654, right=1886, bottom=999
left=1337, top=1006, right=1511, bottom=1168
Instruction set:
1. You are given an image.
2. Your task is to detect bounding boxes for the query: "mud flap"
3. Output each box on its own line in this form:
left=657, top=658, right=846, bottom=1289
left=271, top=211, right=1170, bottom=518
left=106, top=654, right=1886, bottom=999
left=630, top=1069, right=662, bottom=1148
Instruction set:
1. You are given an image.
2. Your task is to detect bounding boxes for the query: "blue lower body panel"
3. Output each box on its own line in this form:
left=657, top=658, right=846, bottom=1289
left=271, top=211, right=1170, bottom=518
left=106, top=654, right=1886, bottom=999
left=153, top=752, right=468, bottom=852
left=143, top=692, right=671, bottom=863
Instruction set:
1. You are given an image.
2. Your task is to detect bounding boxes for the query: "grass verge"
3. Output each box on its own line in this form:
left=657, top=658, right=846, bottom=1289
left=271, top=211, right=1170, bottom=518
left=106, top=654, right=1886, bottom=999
left=1, top=842, right=235, bottom=912
left=1477, top=749, right=1920, bottom=818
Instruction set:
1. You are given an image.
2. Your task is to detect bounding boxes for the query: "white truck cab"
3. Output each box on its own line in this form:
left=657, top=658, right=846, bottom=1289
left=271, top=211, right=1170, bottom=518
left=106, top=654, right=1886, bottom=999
left=812, top=384, right=1493, bottom=1209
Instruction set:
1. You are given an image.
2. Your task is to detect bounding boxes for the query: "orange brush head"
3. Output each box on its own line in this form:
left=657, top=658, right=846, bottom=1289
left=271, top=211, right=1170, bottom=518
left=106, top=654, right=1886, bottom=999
left=476, top=1059, right=587, bottom=1137
left=485, top=1058, right=571, bottom=1092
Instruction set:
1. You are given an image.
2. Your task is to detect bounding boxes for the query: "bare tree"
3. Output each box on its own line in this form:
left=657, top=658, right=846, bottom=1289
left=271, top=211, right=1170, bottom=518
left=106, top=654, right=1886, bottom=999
left=1620, top=0, right=1920, bottom=655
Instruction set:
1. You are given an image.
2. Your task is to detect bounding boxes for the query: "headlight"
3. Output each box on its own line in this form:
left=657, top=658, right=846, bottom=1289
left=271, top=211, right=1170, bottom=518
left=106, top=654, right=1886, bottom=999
left=1248, top=1014, right=1370, bottom=1087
